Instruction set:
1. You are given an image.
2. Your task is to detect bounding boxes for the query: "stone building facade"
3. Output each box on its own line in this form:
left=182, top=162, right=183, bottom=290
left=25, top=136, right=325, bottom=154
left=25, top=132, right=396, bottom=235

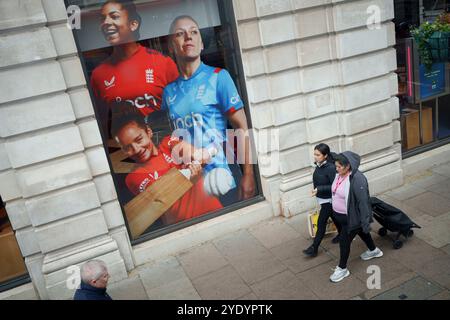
left=0, top=0, right=448, bottom=299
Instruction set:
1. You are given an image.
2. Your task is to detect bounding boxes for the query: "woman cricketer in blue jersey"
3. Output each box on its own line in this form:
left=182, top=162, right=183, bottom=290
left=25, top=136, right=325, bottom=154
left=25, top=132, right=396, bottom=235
left=162, top=15, right=256, bottom=204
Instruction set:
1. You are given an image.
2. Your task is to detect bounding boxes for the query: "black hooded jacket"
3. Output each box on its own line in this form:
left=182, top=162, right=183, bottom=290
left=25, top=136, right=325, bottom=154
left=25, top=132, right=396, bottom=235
left=341, top=151, right=373, bottom=234
left=312, top=157, right=337, bottom=200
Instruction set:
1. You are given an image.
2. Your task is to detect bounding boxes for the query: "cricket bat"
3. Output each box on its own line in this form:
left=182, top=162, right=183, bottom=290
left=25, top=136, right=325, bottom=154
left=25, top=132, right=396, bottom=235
left=109, top=149, right=137, bottom=174
left=124, top=167, right=193, bottom=239
left=108, top=138, right=133, bottom=174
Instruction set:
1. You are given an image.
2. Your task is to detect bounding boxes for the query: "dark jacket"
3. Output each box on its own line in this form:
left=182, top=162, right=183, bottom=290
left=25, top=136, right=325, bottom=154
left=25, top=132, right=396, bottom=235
left=73, top=282, right=112, bottom=301
left=313, top=155, right=337, bottom=199
left=341, top=151, right=373, bottom=234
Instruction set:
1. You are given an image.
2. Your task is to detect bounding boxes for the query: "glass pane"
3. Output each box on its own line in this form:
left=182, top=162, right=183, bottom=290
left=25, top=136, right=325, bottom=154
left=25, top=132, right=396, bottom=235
left=66, top=0, right=261, bottom=240
left=423, top=0, right=448, bottom=11
left=438, top=94, right=450, bottom=138
left=394, top=0, right=450, bottom=152
left=421, top=99, right=437, bottom=144
left=0, top=197, right=27, bottom=284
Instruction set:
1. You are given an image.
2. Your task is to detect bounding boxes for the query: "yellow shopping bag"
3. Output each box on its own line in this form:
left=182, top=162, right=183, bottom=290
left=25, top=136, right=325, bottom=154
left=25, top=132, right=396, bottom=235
left=307, top=206, right=338, bottom=238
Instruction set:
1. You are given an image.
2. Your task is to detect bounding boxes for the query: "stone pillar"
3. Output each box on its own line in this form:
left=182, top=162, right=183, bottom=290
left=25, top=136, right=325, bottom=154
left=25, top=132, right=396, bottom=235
left=0, top=0, right=134, bottom=299
left=233, top=0, right=403, bottom=217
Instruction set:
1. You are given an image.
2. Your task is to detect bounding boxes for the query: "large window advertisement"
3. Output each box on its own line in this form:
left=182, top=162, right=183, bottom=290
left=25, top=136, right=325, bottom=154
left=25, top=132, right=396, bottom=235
left=66, top=0, right=262, bottom=241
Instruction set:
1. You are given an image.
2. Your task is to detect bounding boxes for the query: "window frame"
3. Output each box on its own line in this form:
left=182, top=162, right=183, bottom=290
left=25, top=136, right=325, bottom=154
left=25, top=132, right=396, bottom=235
left=64, top=0, right=266, bottom=244
left=0, top=196, right=30, bottom=293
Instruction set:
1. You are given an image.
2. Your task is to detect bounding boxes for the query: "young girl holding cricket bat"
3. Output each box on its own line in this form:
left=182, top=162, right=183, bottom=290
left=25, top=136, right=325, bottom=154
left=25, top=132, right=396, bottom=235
left=111, top=107, right=223, bottom=227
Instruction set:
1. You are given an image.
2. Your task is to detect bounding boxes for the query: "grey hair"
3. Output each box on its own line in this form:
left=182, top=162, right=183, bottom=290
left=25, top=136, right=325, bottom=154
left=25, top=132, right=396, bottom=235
left=80, top=260, right=107, bottom=284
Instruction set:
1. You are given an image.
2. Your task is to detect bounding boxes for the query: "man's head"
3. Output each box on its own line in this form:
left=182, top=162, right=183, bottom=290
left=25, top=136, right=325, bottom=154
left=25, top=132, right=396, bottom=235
left=80, top=260, right=110, bottom=289
left=111, top=105, right=155, bottom=163
left=100, top=0, right=141, bottom=45
left=168, top=15, right=204, bottom=62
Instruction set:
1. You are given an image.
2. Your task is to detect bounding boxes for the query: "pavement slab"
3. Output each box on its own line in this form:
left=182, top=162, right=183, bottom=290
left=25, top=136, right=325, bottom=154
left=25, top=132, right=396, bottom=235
left=50, top=161, right=450, bottom=301
left=372, top=276, right=443, bottom=300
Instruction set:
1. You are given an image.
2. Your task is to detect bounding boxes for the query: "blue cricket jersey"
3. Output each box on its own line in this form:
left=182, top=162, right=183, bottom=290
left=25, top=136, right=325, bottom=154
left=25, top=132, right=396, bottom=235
left=162, top=62, right=244, bottom=187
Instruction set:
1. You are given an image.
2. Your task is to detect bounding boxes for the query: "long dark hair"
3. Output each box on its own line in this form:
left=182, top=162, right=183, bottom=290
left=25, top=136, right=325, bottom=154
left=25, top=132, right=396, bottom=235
left=102, top=0, right=142, bottom=40
left=314, top=143, right=334, bottom=162
left=110, top=102, right=147, bottom=138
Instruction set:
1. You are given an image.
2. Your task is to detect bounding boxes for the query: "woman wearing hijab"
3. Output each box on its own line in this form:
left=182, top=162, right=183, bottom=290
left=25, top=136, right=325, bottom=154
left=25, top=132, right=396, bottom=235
left=329, top=152, right=383, bottom=283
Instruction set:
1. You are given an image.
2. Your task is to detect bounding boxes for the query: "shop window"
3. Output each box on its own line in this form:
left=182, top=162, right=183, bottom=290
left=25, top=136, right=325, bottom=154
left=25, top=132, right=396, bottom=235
left=0, top=196, right=28, bottom=291
left=394, top=0, right=450, bottom=154
left=65, top=0, right=263, bottom=243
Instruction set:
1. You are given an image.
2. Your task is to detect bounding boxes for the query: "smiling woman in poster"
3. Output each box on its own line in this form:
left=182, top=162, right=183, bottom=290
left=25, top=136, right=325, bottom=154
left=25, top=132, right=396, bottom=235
left=162, top=15, right=256, bottom=204
left=90, top=0, right=179, bottom=136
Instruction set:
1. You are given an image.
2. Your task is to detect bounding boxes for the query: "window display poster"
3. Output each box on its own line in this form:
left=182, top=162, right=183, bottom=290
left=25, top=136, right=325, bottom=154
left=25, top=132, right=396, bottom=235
left=67, top=0, right=259, bottom=240
left=420, top=62, right=446, bottom=99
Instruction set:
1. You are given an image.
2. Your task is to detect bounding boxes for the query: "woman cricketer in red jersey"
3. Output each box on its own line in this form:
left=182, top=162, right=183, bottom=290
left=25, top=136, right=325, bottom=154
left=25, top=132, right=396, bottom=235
left=111, top=106, right=223, bottom=226
left=90, top=0, right=179, bottom=137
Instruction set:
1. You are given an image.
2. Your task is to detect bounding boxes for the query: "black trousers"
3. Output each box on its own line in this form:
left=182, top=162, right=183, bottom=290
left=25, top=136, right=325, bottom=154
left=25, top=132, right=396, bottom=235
left=332, top=212, right=376, bottom=269
left=312, top=203, right=341, bottom=250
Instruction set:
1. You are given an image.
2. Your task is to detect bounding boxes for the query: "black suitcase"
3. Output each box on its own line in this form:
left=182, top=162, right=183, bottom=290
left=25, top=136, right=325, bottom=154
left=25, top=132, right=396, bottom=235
left=370, top=197, right=421, bottom=249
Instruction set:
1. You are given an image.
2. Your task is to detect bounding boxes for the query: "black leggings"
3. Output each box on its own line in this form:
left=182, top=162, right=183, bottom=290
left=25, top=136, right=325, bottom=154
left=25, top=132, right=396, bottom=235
left=332, top=212, right=376, bottom=269
left=312, top=203, right=341, bottom=250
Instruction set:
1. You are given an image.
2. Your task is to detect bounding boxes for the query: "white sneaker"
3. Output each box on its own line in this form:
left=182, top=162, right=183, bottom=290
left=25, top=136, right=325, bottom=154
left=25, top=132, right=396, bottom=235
left=330, top=266, right=350, bottom=283
left=360, top=247, right=383, bottom=261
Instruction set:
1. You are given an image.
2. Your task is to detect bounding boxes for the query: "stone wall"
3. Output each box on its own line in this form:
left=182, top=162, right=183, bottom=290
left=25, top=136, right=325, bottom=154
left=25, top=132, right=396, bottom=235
left=0, top=0, right=134, bottom=299
left=234, top=0, right=403, bottom=217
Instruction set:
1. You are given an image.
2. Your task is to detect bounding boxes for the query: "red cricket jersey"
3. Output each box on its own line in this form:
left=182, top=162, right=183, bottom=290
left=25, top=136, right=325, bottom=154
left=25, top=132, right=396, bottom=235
left=90, top=45, right=179, bottom=117
left=125, top=136, right=223, bottom=225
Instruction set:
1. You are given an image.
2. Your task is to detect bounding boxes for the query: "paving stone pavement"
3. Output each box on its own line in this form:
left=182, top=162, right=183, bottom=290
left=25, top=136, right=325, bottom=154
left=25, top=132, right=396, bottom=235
left=7, top=163, right=449, bottom=300
left=104, top=162, right=450, bottom=300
